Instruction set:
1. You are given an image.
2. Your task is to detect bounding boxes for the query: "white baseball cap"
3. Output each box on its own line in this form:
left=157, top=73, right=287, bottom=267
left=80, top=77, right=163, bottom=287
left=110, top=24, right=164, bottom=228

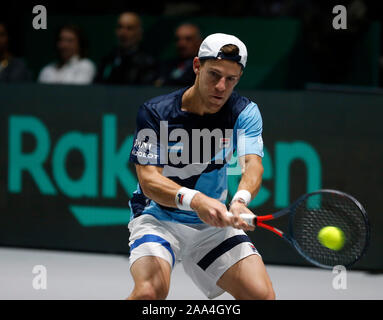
left=198, top=33, right=247, bottom=68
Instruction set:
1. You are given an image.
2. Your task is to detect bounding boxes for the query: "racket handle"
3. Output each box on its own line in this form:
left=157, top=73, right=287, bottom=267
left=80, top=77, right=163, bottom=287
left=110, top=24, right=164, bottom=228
left=226, top=211, right=256, bottom=227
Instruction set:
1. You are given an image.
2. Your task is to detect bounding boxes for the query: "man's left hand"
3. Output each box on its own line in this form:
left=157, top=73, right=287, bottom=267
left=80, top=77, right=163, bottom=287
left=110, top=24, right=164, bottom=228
left=229, top=200, right=256, bottom=231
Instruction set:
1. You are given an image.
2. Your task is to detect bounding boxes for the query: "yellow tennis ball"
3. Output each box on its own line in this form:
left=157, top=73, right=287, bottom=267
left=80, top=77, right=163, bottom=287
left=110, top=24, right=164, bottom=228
left=317, top=226, right=345, bottom=251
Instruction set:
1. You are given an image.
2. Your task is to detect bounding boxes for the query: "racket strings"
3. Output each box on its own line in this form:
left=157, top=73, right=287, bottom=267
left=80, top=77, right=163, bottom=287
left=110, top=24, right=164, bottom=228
left=291, top=192, right=369, bottom=268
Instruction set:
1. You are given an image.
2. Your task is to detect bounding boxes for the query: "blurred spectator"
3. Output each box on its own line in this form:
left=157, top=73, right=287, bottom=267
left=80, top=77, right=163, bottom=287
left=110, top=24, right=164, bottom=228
left=155, top=22, right=202, bottom=87
left=94, top=12, right=157, bottom=85
left=0, top=21, right=32, bottom=83
left=38, top=24, right=96, bottom=84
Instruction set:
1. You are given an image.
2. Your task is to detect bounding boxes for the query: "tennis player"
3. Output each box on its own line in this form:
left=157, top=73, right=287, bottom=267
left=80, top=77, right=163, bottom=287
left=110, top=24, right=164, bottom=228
left=127, top=33, right=275, bottom=300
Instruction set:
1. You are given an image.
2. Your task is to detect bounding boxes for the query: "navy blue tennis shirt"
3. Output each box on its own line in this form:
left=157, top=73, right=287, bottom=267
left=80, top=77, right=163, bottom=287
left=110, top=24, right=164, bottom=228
left=129, top=87, right=264, bottom=224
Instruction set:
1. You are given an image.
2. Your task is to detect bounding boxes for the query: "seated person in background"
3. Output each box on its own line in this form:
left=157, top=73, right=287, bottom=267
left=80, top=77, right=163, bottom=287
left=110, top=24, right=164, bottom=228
left=0, top=21, right=32, bottom=82
left=155, top=22, right=202, bottom=87
left=94, top=12, right=157, bottom=85
left=38, top=24, right=96, bottom=84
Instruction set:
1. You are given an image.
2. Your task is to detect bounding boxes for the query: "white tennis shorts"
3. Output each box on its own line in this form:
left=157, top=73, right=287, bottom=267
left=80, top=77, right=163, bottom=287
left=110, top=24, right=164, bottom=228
left=128, top=214, right=261, bottom=299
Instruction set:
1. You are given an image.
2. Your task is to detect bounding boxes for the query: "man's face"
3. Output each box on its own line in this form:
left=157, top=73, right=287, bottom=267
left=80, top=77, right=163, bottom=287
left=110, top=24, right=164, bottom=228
left=0, top=25, right=8, bottom=53
left=195, top=58, right=242, bottom=114
left=175, top=25, right=201, bottom=60
left=116, top=13, right=142, bottom=49
left=57, top=29, right=79, bottom=62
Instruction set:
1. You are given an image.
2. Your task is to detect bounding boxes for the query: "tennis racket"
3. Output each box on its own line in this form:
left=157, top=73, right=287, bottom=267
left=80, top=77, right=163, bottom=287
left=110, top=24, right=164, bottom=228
left=226, top=189, right=370, bottom=269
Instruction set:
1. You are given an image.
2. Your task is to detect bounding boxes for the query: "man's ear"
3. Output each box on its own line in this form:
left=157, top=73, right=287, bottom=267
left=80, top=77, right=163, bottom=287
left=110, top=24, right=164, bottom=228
left=193, top=57, right=201, bottom=75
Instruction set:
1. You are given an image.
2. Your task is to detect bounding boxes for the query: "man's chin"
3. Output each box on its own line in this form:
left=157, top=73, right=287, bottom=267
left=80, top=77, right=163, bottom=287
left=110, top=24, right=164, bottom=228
left=206, top=102, right=224, bottom=114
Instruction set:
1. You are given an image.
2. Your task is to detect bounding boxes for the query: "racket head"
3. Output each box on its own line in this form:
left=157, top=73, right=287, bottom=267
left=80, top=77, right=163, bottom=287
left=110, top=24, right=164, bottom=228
left=287, top=189, right=370, bottom=269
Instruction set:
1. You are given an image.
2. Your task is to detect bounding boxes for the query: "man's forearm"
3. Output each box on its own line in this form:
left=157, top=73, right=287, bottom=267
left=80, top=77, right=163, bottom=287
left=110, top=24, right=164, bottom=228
left=139, top=171, right=182, bottom=208
left=236, top=155, right=264, bottom=202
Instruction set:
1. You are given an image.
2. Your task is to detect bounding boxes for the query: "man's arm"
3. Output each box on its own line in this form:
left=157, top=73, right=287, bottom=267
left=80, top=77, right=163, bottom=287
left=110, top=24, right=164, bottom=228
left=237, top=154, right=264, bottom=199
left=135, top=164, right=233, bottom=228
left=229, top=154, right=264, bottom=230
left=135, top=164, right=181, bottom=208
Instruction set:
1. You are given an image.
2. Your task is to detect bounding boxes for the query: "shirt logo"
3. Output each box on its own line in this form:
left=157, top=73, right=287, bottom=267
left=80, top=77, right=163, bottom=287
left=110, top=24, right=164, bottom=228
left=134, top=139, right=152, bottom=151
left=220, top=138, right=230, bottom=148
left=249, top=243, right=257, bottom=253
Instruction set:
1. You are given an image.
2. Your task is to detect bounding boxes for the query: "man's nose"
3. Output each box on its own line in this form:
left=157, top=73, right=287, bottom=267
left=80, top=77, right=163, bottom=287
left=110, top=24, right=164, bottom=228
left=216, top=77, right=226, bottom=91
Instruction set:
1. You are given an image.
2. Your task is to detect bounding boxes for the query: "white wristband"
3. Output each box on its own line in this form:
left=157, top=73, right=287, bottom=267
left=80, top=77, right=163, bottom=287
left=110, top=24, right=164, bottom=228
left=231, top=189, right=252, bottom=206
left=175, top=187, right=200, bottom=211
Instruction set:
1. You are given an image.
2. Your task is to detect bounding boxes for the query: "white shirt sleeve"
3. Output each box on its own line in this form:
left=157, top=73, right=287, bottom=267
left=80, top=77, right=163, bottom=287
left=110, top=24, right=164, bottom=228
left=38, top=64, right=56, bottom=83
left=37, top=58, right=97, bottom=84
left=70, top=59, right=96, bottom=84
left=235, top=102, right=264, bottom=158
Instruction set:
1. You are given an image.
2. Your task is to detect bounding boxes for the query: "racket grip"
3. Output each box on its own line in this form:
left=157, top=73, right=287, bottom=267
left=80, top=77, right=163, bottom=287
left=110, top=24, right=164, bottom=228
left=226, top=211, right=256, bottom=227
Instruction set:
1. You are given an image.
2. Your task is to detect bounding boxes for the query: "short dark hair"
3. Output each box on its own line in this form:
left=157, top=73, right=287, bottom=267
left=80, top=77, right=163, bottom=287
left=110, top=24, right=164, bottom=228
left=200, top=44, right=241, bottom=67
left=219, top=44, right=239, bottom=57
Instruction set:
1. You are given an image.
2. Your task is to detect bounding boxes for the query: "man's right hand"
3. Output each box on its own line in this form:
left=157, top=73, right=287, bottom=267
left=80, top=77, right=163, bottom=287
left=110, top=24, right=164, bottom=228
left=190, top=193, right=233, bottom=228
